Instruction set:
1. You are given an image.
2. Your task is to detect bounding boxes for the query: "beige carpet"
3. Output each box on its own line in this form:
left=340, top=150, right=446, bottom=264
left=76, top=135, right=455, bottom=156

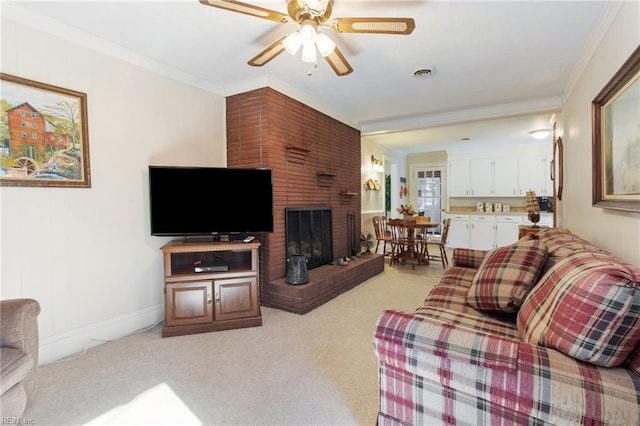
left=25, top=258, right=445, bottom=426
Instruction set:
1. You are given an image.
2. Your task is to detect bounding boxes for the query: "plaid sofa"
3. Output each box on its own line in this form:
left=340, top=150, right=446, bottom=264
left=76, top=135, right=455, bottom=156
left=374, top=228, right=640, bottom=425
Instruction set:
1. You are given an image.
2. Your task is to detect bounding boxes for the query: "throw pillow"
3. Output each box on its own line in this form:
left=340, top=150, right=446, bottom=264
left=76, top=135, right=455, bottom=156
left=518, top=251, right=640, bottom=367
left=466, top=235, right=547, bottom=313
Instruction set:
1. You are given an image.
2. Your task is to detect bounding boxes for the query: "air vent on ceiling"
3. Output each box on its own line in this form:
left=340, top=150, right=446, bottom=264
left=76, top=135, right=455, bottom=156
left=411, top=67, right=433, bottom=78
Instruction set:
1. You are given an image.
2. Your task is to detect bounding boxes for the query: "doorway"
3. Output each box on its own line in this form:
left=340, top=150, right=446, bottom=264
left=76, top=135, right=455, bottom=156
left=414, top=166, right=444, bottom=233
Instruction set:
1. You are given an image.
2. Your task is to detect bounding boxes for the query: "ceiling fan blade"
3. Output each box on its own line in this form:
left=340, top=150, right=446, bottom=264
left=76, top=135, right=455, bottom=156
left=199, top=0, right=291, bottom=23
left=324, top=46, right=353, bottom=76
left=248, top=36, right=287, bottom=67
left=329, top=17, right=415, bottom=35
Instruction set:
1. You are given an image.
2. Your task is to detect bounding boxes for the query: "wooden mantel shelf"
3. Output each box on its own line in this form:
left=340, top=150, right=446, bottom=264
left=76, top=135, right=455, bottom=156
left=316, top=172, right=337, bottom=188
left=285, top=145, right=311, bottom=164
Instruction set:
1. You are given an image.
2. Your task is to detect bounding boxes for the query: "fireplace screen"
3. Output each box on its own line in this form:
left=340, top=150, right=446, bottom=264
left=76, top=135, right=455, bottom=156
left=285, top=207, right=333, bottom=270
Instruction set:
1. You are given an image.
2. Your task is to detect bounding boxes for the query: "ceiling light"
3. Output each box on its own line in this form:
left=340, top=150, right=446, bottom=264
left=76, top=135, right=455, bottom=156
left=283, top=32, right=302, bottom=55
left=529, top=129, right=552, bottom=139
left=315, top=33, right=336, bottom=57
left=299, top=22, right=317, bottom=44
left=284, top=20, right=335, bottom=64
left=301, top=42, right=317, bottom=63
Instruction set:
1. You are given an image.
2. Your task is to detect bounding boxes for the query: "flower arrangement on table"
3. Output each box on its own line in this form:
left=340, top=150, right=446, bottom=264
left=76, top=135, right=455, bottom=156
left=397, top=203, right=416, bottom=217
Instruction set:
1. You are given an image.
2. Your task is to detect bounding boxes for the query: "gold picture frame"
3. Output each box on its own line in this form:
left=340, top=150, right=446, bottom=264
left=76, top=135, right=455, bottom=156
left=592, top=45, right=640, bottom=212
left=1, top=73, right=91, bottom=188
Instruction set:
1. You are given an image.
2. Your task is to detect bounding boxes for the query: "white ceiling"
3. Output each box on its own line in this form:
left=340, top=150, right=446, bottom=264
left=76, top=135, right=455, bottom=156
left=2, top=1, right=617, bottom=154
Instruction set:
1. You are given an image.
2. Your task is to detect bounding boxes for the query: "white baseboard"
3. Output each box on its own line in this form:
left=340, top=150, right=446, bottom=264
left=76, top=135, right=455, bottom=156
left=39, top=304, right=164, bottom=365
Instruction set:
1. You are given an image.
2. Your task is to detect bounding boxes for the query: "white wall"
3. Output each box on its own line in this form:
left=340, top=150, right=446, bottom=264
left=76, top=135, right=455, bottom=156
left=360, top=138, right=406, bottom=238
left=1, top=17, right=226, bottom=363
left=559, top=0, right=640, bottom=265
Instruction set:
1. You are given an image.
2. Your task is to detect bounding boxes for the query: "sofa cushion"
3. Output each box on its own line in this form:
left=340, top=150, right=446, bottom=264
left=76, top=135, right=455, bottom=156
left=518, top=251, right=640, bottom=367
left=625, top=344, right=640, bottom=377
left=466, top=235, right=547, bottom=313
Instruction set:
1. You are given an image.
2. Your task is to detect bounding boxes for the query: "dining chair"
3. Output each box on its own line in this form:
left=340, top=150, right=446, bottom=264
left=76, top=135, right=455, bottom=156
left=422, top=218, right=451, bottom=267
left=387, top=219, right=407, bottom=266
left=414, top=215, right=431, bottom=240
left=372, top=216, right=392, bottom=256
left=389, top=218, right=421, bottom=269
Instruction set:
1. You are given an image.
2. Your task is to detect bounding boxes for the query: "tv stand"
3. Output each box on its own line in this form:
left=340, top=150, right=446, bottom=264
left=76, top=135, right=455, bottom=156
left=160, top=240, right=262, bottom=337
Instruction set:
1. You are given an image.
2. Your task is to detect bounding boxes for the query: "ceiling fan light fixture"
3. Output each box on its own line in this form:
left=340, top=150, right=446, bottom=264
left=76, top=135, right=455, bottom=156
left=299, top=22, right=317, bottom=44
left=315, top=33, right=336, bottom=57
left=301, top=42, right=318, bottom=63
left=283, top=31, right=302, bottom=55
left=305, top=0, right=330, bottom=17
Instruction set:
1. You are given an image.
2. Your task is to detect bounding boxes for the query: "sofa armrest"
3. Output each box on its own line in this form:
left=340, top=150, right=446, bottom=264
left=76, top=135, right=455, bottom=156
left=452, top=248, right=487, bottom=268
left=374, top=309, right=519, bottom=373
left=1, top=299, right=41, bottom=398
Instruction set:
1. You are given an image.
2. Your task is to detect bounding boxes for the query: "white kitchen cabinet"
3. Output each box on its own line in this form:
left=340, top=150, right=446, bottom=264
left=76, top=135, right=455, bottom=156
left=469, top=159, right=493, bottom=196
left=495, top=215, right=523, bottom=247
left=447, top=214, right=470, bottom=248
left=446, top=213, right=525, bottom=250
left=448, top=142, right=553, bottom=198
left=493, top=158, right=519, bottom=196
left=469, top=215, right=495, bottom=250
left=518, top=154, right=551, bottom=196
left=449, top=159, right=471, bottom=196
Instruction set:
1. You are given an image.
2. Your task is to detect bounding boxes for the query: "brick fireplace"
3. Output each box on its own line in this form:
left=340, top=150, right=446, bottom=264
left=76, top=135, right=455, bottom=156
left=226, top=87, right=383, bottom=313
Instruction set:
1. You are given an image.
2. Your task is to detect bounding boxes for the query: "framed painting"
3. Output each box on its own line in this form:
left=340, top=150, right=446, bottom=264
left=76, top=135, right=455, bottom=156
left=0, top=73, right=91, bottom=188
left=592, top=45, right=640, bottom=212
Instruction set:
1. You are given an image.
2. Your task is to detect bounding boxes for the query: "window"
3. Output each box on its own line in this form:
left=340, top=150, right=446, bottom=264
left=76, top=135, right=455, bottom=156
left=21, top=131, right=27, bottom=138
left=21, top=121, right=26, bottom=127
left=31, top=133, right=38, bottom=139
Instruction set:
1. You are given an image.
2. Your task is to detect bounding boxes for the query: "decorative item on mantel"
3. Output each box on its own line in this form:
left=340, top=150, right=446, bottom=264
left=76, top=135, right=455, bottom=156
left=397, top=203, right=416, bottom=219
left=526, top=190, right=541, bottom=226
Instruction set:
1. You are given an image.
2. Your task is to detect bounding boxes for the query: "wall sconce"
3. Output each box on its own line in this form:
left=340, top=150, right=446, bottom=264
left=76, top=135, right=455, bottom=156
left=371, top=155, right=384, bottom=172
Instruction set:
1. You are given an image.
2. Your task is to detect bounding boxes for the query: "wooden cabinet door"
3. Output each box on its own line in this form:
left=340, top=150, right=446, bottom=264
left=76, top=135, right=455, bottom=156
left=165, top=281, right=213, bottom=326
left=214, top=277, right=259, bottom=321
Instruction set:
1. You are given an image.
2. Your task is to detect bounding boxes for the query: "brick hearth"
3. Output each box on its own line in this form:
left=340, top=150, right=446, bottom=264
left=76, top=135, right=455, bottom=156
left=265, top=254, right=384, bottom=314
left=226, top=87, right=382, bottom=313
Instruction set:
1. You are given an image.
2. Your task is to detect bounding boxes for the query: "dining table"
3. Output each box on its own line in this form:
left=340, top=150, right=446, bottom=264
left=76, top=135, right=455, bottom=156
left=393, top=219, right=441, bottom=268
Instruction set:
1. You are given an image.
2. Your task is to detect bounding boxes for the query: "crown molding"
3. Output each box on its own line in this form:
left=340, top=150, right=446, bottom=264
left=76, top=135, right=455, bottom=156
left=360, top=96, right=563, bottom=136
left=563, top=1, right=623, bottom=100
left=1, top=3, right=225, bottom=95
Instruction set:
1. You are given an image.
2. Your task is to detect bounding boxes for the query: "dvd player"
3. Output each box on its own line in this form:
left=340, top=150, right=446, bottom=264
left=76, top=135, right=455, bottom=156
left=193, top=259, right=229, bottom=272
left=195, top=264, right=229, bottom=272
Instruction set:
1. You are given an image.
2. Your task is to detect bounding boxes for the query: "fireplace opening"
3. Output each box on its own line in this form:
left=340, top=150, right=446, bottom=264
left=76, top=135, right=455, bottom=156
left=286, top=207, right=333, bottom=270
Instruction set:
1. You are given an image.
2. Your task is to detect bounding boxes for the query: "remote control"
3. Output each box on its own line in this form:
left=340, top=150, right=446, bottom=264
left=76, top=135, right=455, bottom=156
left=243, top=236, right=255, bottom=243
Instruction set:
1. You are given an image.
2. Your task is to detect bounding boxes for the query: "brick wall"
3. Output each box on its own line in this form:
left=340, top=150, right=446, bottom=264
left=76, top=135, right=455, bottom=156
left=226, top=87, right=361, bottom=300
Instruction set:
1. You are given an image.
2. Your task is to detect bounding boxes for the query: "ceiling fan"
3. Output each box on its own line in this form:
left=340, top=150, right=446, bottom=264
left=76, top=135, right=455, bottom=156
left=199, top=0, right=415, bottom=76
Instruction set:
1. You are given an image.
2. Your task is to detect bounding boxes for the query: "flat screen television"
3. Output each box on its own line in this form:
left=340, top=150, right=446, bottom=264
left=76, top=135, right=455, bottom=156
left=149, top=166, right=274, bottom=237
